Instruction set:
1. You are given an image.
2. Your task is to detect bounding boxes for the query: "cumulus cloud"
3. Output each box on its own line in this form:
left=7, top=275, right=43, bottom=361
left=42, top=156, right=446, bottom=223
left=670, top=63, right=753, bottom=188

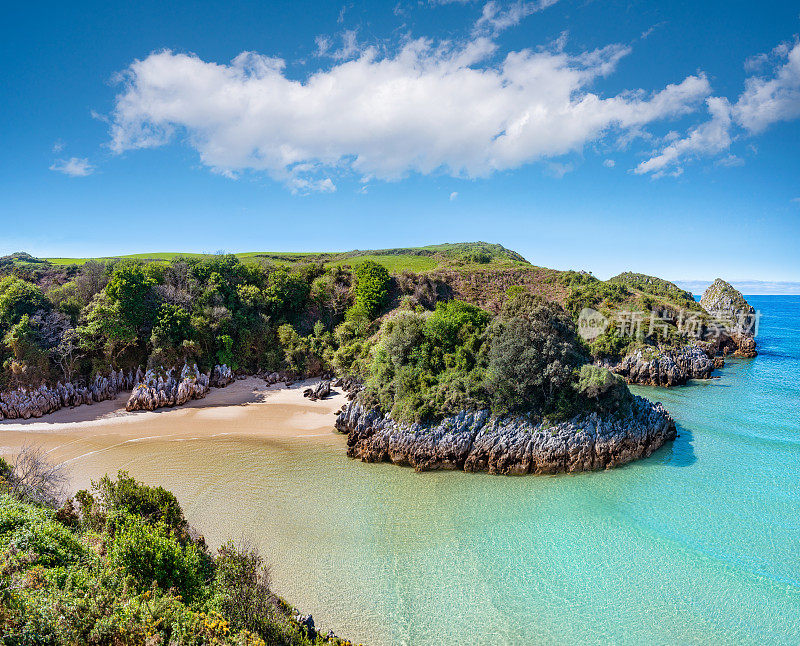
left=49, top=157, right=95, bottom=177
left=735, top=40, right=800, bottom=132
left=638, top=40, right=800, bottom=175
left=109, top=38, right=710, bottom=191
left=449, top=191, right=459, bottom=200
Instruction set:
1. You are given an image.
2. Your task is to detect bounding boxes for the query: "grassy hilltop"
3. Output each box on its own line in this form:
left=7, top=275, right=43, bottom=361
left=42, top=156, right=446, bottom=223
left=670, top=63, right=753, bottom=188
left=40, top=242, right=530, bottom=273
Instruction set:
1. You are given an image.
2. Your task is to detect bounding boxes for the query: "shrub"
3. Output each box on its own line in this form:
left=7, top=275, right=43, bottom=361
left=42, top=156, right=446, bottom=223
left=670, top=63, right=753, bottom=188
left=77, top=471, right=188, bottom=538
left=352, top=260, right=390, bottom=319
left=0, top=494, right=85, bottom=568
left=488, top=294, right=588, bottom=417
left=108, top=516, right=207, bottom=603
left=575, top=364, right=633, bottom=415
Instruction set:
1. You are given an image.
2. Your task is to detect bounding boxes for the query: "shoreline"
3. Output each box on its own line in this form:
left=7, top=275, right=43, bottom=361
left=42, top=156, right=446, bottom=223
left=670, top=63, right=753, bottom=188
left=0, top=377, right=348, bottom=486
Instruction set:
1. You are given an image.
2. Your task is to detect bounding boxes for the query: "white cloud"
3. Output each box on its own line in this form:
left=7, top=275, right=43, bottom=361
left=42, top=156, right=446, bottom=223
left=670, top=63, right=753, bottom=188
left=637, top=40, right=800, bottom=175
left=635, top=97, right=731, bottom=176
left=316, top=29, right=361, bottom=60
left=109, top=39, right=710, bottom=191
left=52, top=140, right=65, bottom=153
left=716, top=154, right=744, bottom=167
left=449, top=191, right=459, bottom=200
left=476, top=1, right=560, bottom=34
left=734, top=40, right=800, bottom=133
left=545, top=161, right=573, bottom=178
left=603, top=158, right=615, bottom=168
left=49, top=157, right=95, bottom=177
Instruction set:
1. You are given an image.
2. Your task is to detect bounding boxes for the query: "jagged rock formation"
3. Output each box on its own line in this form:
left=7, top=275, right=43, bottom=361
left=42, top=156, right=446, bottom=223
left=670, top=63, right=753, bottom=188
left=332, top=376, right=362, bottom=401
left=303, top=380, right=331, bottom=401
left=210, top=364, right=234, bottom=387
left=701, top=279, right=758, bottom=357
left=125, top=364, right=212, bottom=412
left=611, top=344, right=715, bottom=387
left=0, top=369, right=138, bottom=420
left=335, top=397, right=676, bottom=475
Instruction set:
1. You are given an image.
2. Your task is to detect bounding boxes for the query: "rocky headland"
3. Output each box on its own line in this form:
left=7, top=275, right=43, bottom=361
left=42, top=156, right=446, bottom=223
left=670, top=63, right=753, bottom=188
left=335, top=396, right=676, bottom=475
left=610, top=278, right=758, bottom=386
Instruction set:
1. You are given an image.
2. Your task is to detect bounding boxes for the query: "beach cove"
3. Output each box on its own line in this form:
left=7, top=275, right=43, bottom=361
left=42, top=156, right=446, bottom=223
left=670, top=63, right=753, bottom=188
left=2, top=296, right=799, bottom=645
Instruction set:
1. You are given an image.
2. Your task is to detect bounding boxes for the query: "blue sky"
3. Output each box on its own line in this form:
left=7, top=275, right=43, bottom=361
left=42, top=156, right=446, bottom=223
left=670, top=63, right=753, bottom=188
left=2, top=0, right=799, bottom=284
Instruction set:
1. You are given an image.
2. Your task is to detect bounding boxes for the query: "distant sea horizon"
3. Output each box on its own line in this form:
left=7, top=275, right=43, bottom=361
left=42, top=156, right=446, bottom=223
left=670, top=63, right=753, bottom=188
left=674, top=279, right=800, bottom=296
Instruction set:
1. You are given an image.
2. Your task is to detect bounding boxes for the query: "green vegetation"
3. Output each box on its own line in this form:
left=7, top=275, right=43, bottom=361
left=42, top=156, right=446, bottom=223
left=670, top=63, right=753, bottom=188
left=35, top=242, right=529, bottom=272
left=0, top=242, right=710, bottom=420
left=0, top=464, right=347, bottom=645
left=607, top=272, right=700, bottom=311
left=361, top=294, right=632, bottom=424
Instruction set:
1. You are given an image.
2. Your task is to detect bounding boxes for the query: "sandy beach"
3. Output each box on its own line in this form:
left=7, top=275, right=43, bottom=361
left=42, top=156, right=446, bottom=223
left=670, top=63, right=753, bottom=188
left=0, top=377, right=348, bottom=487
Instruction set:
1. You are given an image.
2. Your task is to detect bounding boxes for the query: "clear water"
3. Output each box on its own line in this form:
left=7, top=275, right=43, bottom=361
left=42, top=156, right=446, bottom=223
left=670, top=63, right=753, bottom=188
left=63, top=297, right=800, bottom=644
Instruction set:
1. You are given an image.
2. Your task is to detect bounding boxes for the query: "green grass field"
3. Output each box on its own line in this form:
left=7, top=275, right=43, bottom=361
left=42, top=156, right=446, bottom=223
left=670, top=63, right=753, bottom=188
left=37, top=242, right=530, bottom=273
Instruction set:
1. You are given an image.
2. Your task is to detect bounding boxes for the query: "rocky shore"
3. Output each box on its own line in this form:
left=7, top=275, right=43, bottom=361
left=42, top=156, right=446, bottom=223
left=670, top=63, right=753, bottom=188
left=0, top=364, right=235, bottom=420
left=611, top=344, right=715, bottom=387
left=335, top=396, right=676, bottom=475
left=610, top=278, right=758, bottom=386
left=124, top=364, right=233, bottom=411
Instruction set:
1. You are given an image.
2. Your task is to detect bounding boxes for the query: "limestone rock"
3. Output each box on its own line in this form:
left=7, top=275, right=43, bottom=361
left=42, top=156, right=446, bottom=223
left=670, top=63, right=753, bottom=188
left=611, top=344, right=714, bottom=386
left=701, top=278, right=758, bottom=357
left=303, top=380, right=331, bottom=401
left=336, top=397, right=676, bottom=475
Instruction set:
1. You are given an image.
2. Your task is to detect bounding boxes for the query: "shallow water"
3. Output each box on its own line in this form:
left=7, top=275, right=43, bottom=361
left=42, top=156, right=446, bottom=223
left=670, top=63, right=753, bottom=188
left=9, top=297, right=800, bottom=644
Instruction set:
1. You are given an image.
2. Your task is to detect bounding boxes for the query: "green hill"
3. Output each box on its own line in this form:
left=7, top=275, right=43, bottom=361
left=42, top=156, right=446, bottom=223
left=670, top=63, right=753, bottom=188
left=38, top=241, right=529, bottom=273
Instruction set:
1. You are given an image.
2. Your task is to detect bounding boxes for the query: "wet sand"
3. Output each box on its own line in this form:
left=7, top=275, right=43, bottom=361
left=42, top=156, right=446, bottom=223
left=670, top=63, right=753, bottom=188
left=0, top=377, right=348, bottom=490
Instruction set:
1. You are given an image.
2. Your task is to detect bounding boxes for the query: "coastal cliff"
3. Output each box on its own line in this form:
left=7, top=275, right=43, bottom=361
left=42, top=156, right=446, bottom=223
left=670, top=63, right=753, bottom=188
left=335, top=396, right=676, bottom=475
left=700, top=278, right=758, bottom=357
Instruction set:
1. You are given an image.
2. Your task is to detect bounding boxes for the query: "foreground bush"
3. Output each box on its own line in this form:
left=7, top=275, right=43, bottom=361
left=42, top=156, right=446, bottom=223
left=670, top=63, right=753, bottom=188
left=0, top=470, right=351, bottom=646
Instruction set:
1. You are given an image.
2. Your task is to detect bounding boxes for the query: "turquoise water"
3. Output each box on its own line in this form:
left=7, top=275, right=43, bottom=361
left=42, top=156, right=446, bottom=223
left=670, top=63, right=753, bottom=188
left=69, top=296, right=800, bottom=644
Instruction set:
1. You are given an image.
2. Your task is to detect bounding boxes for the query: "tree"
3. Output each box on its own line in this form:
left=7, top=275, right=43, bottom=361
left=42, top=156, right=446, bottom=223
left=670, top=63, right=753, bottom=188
left=488, top=294, right=588, bottom=417
left=0, top=276, right=48, bottom=331
left=78, top=294, right=138, bottom=366
left=351, top=260, right=390, bottom=319
left=105, top=264, right=156, bottom=330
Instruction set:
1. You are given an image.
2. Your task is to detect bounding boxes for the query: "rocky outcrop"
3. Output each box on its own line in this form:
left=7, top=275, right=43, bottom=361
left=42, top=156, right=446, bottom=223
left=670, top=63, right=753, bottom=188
left=700, top=279, right=758, bottom=357
left=125, top=364, right=211, bottom=412
left=210, top=364, right=234, bottom=387
left=0, top=369, right=139, bottom=421
left=611, top=344, right=715, bottom=387
left=335, top=397, right=676, bottom=475
left=332, top=376, right=362, bottom=400
left=303, top=380, right=331, bottom=401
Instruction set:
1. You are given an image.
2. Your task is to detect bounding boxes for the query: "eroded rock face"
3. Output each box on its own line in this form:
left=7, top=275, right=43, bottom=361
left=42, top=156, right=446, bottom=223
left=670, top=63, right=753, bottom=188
left=0, top=368, right=138, bottom=421
left=701, top=279, right=758, bottom=357
left=210, top=364, right=234, bottom=388
left=335, top=397, right=676, bottom=475
left=303, top=380, right=331, bottom=401
left=611, top=344, right=715, bottom=387
left=125, top=364, right=211, bottom=412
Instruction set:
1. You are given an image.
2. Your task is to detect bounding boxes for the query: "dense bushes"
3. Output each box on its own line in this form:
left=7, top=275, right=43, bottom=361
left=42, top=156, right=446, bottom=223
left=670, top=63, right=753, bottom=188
left=0, top=467, right=347, bottom=645
left=0, top=254, right=387, bottom=389
left=360, top=293, right=637, bottom=423
left=487, top=294, right=589, bottom=418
